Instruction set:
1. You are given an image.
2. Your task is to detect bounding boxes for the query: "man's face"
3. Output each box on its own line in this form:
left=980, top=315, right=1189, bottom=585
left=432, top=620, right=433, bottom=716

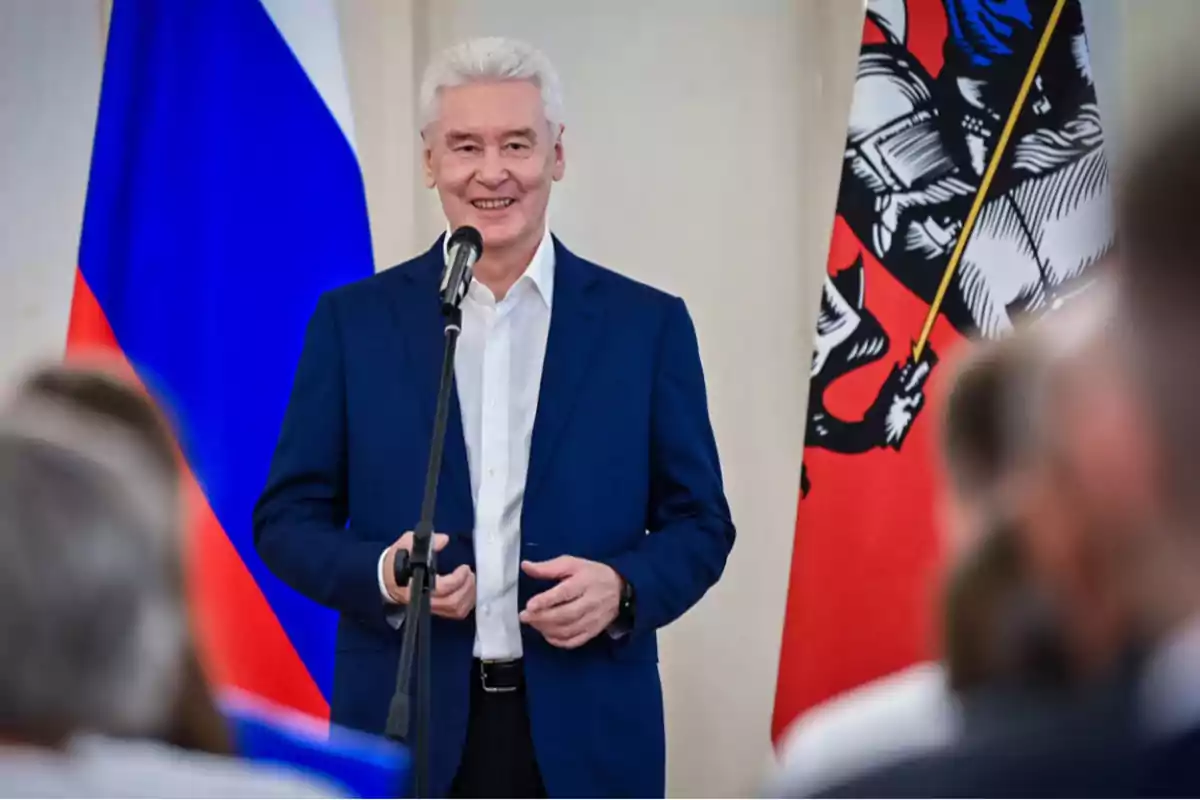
left=423, top=80, right=564, bottom=254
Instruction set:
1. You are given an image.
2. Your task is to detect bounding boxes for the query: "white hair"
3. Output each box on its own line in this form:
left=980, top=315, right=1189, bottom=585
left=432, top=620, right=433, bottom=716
left=418, top=37, right=564, bottom=132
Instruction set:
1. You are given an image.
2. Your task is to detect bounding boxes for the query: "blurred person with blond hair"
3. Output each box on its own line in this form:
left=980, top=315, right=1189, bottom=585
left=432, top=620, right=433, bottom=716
left=769, top=333, right=1072, bottom=796
left=0, top=392, right=338, bottom=797
left=12, top=364, right=232, bottom=757
left=11, top=365, right=413, bottom=796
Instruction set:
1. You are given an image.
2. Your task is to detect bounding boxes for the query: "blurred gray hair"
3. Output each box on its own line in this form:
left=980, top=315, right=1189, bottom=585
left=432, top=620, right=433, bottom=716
left=0, top=403, right=184, bottom=741
left=418, top=37, right=563, bottom=132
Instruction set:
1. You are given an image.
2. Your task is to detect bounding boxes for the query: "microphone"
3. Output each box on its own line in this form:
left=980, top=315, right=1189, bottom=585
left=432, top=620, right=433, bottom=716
left=439, top=226, right=483, bottom=315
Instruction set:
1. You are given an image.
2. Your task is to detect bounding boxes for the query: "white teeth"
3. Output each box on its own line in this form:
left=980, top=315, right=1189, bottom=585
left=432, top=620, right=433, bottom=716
left=472, top=199, right=514, bottom=209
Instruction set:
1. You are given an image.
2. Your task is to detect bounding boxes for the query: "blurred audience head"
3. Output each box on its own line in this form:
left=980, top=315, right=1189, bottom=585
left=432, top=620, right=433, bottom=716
left=937, top=297, right=1133, bottom=687
left=992, top=103, right=1200, bottom=676
left=19, top=365, right=178, bottom=483
left=0, top=403, right=184, bottom=745
left=982, top=282, right=1138, bottom=678
left=1092, top=102, right=1200, bottom=642
left=938, top=335, right=1034, bottom=554
left=942, top=523, right=1071, bottom=694
left=936, top=332, right=1079, bottom=697
left=6, top=364, right=232, bottom=755
left=12, top=365, right=183, bottom=579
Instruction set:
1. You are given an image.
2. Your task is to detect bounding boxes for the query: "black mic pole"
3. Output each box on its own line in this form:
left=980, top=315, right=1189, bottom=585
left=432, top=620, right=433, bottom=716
left=385, top=302, right=463, bottom=798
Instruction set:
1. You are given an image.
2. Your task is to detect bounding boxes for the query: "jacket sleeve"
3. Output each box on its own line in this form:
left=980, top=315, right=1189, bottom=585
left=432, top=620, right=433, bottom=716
left=253, top=292, right=387, bottom=624
left=602, top=296, right=735, bottom=635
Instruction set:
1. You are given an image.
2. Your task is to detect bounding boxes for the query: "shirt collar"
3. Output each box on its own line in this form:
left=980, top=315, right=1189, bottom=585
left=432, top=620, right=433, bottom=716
left=442, top=224, right=555, bottom=310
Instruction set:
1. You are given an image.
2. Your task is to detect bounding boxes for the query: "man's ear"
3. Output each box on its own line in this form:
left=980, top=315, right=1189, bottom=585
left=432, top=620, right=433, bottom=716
left=552, top=124, right=565, bottom=182
left=422, top=132, right=436, bottom=189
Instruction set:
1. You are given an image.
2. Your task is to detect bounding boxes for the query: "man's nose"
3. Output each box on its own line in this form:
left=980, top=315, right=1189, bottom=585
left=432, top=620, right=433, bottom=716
left=475, top=147, right=508, bottom=187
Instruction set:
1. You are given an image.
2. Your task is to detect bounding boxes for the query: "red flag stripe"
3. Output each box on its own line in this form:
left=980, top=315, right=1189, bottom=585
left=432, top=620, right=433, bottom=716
left=66, top=270, right=328, bottom=720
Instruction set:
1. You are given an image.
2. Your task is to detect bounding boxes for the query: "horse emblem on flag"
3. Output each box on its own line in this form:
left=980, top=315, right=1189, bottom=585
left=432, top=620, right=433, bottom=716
left=802, top=0, right=1111, bottom=495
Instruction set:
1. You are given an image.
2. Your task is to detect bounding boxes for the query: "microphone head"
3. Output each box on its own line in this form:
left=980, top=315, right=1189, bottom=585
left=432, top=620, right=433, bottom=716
left=440, top=226, right=483, bottom=316
left=447, top=225, right=483, bottom=257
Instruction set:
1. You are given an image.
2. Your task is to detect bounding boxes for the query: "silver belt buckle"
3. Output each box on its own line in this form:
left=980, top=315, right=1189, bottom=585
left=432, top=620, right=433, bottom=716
left=480, top=660, right=518, bottom=694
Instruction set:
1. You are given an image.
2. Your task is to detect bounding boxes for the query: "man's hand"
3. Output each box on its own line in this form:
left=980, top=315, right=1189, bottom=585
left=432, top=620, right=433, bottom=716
left=383, top=532, right=476, bottom=620
left=519, top=557, right=622, bottom=649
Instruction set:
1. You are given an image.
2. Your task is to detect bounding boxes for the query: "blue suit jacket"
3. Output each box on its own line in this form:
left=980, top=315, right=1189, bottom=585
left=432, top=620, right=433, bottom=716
left=254, top=238, right=735, bottom=797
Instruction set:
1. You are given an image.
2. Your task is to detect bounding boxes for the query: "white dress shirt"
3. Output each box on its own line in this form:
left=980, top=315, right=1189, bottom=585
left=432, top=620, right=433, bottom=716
left=378, top=227, right=554, bottom=661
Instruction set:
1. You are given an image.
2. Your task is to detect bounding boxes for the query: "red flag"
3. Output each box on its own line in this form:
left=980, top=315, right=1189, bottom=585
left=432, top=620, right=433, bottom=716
left=773, top=0, right=1113, bottom=739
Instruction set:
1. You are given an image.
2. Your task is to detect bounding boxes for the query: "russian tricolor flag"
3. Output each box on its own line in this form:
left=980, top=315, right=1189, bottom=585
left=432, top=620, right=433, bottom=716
left=69, top=0, right=372, bottom=724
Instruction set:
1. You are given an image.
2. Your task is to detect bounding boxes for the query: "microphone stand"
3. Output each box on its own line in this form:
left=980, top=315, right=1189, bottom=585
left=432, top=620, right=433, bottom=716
left=385, top=304, right=462, bottom=798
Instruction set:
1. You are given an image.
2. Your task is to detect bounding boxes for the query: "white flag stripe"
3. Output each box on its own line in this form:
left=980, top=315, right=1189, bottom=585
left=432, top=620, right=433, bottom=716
left=258, top=0, right=359, bottom=157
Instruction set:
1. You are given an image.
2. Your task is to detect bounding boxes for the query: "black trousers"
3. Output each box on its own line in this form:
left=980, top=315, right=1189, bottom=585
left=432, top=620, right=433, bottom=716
left=449, top=661, right=546, bottom=798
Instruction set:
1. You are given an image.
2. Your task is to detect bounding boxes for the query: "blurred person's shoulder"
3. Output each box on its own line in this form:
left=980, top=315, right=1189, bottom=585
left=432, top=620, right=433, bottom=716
left=75, top=735, right=349, bottom=797
left=0, top=734, right=347, bottom=798
left=815, top=675, right=1140, bottom=798
left=768, top=662, right=959, bottom=797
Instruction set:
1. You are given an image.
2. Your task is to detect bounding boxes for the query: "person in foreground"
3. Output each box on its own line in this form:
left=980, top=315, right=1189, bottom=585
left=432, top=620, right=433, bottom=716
left=0, top=382, right=338, bottom=798
left=821, top=104, right=1200, bottom=797
left=16, top=364, right=234, bottom=758
left=254, top=36, right=735, bottom=798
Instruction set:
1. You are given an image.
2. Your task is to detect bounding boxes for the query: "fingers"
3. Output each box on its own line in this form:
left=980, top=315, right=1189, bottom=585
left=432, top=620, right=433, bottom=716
left=523, top=575, right=584, bottom=614
left=535, top=608, right=597, bottom=649
left=546, top=615, right=591, bottom=644
left=545, top=629, right=594, bottom=650
left=520, top=559, right=606, bottom=647
left=521, top=556, right=579, bottom=581
left=387, top=582, right=409, bottom=605
left=392, top=531, right=450, bottom=553
left=432, top=564, right=470, bottom=596
left=384, top=532, right=454, bottom=605
left=520, top=595, right=587, bottom=629
left=522, top=596, right=601, bottom=650
left=431, top=568, right=475, bottom=620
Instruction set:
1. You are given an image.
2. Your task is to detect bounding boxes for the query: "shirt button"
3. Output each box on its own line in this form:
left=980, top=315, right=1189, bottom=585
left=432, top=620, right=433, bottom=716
left=482, top=605, right=491, bottom=617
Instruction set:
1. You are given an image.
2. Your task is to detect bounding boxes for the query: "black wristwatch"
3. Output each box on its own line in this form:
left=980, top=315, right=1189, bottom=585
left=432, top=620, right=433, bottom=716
left=615, top=576, right=636, bottom=632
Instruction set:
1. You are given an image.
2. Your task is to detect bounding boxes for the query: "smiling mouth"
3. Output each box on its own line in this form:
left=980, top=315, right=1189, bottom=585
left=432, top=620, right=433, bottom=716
left=471, top=198, right=515, bottom=210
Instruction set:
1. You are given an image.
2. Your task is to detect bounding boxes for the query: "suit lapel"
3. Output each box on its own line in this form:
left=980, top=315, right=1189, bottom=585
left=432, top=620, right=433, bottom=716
left=386, top=242, right=473, bottom=517
left=525, top=239, right=605, bottom=505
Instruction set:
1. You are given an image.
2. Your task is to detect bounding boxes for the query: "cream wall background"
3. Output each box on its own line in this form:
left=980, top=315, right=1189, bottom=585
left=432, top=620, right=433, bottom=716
left=0, top=0, right=105, bottom=389
left=0, top=0, right=1196, bottom=795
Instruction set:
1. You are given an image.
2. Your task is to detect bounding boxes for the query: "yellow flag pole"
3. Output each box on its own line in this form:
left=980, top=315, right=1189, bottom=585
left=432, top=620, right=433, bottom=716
left=912, top=0, right=1068, bottom=361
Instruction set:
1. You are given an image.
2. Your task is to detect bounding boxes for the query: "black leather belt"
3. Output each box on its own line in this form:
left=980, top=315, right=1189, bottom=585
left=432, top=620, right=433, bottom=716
left=476, top=658, right=524, bottom=694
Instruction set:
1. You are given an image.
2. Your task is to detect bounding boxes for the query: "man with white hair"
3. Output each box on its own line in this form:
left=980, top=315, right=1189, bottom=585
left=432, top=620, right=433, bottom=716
left=256, top=37, right=734, bottom=797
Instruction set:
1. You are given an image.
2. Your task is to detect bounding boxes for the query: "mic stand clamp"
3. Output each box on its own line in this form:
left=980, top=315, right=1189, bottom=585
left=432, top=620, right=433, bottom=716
left=384, top=305, right=462, bottom=798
